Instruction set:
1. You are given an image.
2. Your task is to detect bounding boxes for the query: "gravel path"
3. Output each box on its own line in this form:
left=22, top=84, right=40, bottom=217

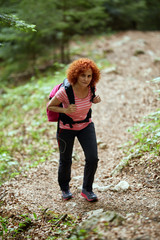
left=1, top=31, right=160, bottom=240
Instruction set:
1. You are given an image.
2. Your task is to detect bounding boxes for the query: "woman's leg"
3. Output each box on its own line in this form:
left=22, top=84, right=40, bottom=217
left=77, top=122, right=99, bottom=192
left=57, top=129, right=75, bottom=191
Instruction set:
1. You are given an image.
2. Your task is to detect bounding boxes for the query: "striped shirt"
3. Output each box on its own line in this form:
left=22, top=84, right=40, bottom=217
left=55, top=86, right=92, bottom=130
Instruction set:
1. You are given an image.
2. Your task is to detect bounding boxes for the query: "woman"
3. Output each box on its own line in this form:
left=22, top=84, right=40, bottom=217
left=47, top=58, right=101, bottom=202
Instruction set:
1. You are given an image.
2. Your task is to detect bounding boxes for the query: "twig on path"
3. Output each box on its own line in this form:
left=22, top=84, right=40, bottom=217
left=41, top=208, right=49, bottom=221
left=42, top=208, right=49, bottom=215
left=54, top=214, right=67, bottom=227
left=0, top=191, right=7, bottom=200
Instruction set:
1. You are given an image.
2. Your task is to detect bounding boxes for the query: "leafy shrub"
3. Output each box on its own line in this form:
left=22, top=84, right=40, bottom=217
left=125, top=77, right=160, bottom=158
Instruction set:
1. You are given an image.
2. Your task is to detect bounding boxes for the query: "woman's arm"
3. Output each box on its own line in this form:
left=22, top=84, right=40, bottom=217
left=47, top=96, right=76, bottom=114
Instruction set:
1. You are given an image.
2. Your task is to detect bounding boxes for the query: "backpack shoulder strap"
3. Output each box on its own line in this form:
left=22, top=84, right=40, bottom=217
left=90, top=86, right=96, bottom=102
left=63, top=78, right=75, bottom=104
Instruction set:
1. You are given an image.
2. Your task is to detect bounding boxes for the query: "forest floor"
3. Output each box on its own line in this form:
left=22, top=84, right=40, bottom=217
left=1, top=31, right=160, bottom=239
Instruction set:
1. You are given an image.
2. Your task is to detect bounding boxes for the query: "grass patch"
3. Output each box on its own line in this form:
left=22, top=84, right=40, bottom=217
left=126, top=110, right=160, bottom=156
left=111, top=77, right=160, bottom=176
left=125, top=77, right=160, bottom=158
left=0, top=66, right=68, bottom=185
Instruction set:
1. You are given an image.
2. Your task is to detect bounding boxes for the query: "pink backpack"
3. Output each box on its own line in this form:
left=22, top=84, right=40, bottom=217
left=47, top=78, right=95, bottom=125
left=46, top=83, right=62, bottom=122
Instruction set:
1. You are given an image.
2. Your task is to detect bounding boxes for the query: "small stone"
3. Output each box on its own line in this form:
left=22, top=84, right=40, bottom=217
left=133, top=236, right=150, bottom=240
left=154, top=57, right=160, bottom=64
left=86, top=209, right=104, bottom=218
left=112, top=180, right=130, bottom=192
left=99, top=143, right=108, bottom=149
left=72, top=151, right=80, bottom=161
left=112, top=36, right=131, bottom=47
left=51, top=158, right=58, bottom=164
left=103, top=66, right=117, bottom=74
left=66, top=202, right=77, bottom=208
left=93, top=183, right=100, bottom=189
left=77, top=186, right=82, bottom=191
left=97, top=185, right=113, bottom=192
left=97, top=139, right=103, bottom=145
left=72, top=175, right=83, bottom=180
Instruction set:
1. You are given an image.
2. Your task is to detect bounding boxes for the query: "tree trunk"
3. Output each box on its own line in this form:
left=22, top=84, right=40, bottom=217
left=66, top=41, right=70, bottom=63
left=60, top=40, right=65, bottom=63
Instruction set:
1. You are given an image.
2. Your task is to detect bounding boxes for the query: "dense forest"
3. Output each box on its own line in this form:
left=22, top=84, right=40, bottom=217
left=0, top=0, right=160, bottom=85
left=0, top=1, right=160, bottom=239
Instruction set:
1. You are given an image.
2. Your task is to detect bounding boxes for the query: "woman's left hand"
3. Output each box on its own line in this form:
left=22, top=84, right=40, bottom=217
left=92, top=95, right=101, bottom=104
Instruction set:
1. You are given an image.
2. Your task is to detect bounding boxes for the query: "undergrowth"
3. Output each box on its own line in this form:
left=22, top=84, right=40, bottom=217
left=111, top=77, right=160, bottom=176
left=127, top=110, right=160, bottom=156
left=126, top=77, right=160, bottom=157
left=0, top=67, right=67, bottom=185
left=0, top=210, right=79, bottom=239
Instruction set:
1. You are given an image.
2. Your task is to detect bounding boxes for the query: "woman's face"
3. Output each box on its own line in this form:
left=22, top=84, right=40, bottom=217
left=77, top=68, right=92, bottom=88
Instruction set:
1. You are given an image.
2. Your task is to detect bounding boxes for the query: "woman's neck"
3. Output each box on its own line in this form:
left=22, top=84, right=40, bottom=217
left=72, top=83, right=89, bottom=99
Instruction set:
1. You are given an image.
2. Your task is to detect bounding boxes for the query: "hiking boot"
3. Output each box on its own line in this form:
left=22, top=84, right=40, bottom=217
left=62, top=190, right=73, bottom=200
left=81, top=189, right=98, bottom=202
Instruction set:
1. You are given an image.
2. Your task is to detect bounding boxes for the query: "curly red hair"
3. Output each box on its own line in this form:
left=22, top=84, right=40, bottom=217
left=67, top=58, right=100, bottom=87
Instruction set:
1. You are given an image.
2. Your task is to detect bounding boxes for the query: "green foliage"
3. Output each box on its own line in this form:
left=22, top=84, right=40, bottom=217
left=0, top=14, right=36, bottom=32
left=45, top=211, right=78, bottom=237
left=127, top=110, right=160, bottom=156
left=0, top=216, right=8, bottom=237
left=104, top=0, right=160, bottom=30
left=0, top=0, right=160, bottom=85
left=123, top=77, right=160, bottom=160
left=0, top=68, right=67, bottom=185
left=0, top=214, right=33, bottom=238
left=0, top=151, right=19, bottom=185
left=69, top=229, right=89, bottom=240
left=142, top=0, right=160, bottom=30
left=0, top=0, right=108, bottom=83
left=111, top=77, right=160, bottom=176
left=104, top=0, right=147, bottom=30
left=0, top=208, right=79, bottom=239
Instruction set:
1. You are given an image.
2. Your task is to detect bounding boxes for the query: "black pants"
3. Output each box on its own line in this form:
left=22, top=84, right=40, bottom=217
left=57, top=122, right=99, bottom=192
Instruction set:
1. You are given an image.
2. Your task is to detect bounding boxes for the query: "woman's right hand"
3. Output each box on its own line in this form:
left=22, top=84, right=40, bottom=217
left=64, top=104, right=77, bottom=114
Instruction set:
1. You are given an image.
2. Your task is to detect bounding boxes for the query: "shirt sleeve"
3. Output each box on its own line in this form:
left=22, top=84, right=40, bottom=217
left=55, top=86, right=68, bottom=103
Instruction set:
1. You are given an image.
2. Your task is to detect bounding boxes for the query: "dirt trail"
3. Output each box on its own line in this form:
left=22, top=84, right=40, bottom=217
left=1, top=31, right=160, bottom=239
